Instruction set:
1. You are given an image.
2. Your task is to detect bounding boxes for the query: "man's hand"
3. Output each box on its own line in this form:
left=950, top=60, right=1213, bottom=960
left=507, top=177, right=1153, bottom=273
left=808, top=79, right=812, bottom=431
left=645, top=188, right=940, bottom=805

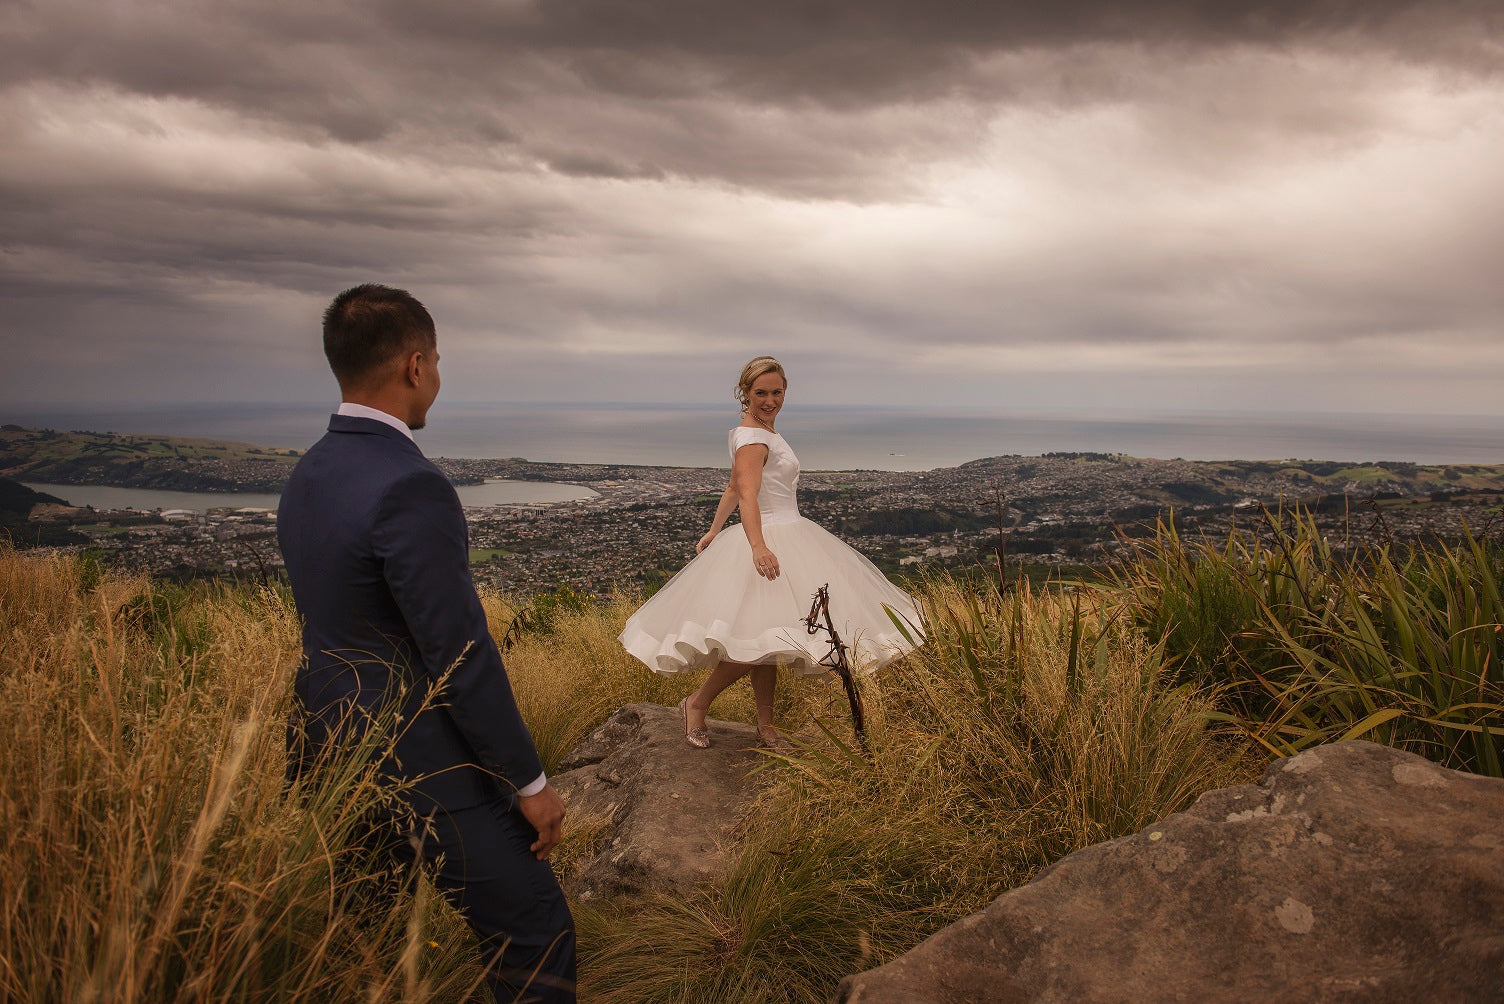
left=518, top=784, right=566, bottom=860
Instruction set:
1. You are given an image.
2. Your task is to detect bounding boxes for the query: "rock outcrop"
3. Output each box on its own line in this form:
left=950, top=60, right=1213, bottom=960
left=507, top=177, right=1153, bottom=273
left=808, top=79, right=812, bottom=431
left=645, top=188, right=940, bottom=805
left=838, top=741, right=1504, bottom=1002
left=553, top=703, right=772, bottom=900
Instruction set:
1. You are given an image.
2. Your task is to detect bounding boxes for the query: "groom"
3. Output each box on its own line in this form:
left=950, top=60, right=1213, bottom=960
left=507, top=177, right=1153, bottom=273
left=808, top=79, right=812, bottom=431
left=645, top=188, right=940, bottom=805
left=278, top=284, right=575, bottom=1001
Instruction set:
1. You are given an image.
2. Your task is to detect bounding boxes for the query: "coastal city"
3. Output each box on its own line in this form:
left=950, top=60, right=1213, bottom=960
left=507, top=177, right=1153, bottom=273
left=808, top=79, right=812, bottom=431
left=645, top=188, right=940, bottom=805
left=7, top=425, right=1504, bottom=596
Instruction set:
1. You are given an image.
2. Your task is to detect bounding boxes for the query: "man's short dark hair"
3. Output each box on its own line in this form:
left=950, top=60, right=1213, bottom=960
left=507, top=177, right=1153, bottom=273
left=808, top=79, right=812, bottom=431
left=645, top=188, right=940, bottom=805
left=322, top=284, right=436, bottom=388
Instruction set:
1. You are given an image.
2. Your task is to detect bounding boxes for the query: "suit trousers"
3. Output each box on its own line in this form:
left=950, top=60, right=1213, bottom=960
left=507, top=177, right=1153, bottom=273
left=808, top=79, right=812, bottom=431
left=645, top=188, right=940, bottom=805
left=366, top=797, right=577, bottom=1003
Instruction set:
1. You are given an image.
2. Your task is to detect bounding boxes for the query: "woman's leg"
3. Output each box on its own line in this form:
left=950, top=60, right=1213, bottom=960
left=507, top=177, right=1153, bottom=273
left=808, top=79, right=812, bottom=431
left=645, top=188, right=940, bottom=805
left=685, top=660, right=753, bottom=732
left=748, top=665, right=776, bottom=730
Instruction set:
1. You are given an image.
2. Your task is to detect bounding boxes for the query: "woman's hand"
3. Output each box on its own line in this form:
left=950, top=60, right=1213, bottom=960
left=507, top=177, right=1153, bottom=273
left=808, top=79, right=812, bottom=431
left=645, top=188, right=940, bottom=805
left=751, top=544, right=780, bottom=580
left=696, top=530, right=717, bottom=554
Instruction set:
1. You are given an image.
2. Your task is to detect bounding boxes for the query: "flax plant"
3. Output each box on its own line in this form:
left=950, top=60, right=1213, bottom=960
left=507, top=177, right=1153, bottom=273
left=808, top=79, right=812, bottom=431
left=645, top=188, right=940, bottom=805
left=1118, top=509, right=1504, bottom=775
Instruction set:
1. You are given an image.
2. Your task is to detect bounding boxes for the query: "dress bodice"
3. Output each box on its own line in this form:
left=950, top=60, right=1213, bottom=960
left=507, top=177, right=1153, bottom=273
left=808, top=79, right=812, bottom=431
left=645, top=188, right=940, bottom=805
left=728, top=426, right=800, bottom=525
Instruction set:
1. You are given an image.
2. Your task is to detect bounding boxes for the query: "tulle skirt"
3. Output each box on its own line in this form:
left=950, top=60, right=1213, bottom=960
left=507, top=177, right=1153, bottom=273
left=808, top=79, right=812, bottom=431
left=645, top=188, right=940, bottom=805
left=619, top=517, right=923, bottom=676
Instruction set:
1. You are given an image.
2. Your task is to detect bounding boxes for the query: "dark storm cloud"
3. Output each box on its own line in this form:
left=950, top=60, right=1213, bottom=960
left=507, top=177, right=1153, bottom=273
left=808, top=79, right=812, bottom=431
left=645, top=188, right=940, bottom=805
left=7, top=2, right=1499, bottom=160
left=550, top=0, right=1501, bottom=113
left=347, top=4, right=1481, bottom=80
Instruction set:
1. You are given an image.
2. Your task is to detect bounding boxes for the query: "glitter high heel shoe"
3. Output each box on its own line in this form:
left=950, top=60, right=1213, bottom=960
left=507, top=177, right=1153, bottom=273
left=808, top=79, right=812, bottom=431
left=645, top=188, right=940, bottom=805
left=680, top=697, right=711, bottom=749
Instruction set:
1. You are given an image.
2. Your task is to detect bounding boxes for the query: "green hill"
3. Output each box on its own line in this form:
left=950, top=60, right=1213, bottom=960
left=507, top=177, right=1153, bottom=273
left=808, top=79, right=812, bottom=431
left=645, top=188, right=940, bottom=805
left=0, top=426, right=301, bottom=491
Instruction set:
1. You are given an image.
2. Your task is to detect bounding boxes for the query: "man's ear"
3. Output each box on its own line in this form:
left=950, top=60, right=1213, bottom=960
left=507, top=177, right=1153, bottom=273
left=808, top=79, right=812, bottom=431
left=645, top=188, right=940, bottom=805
left=403, top=349, right=425, bottom=387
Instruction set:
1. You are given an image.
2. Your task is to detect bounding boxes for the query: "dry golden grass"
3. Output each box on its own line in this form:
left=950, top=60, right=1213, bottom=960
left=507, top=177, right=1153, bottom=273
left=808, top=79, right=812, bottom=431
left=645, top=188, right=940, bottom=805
left=1, top=544, right=1258, bottom=1003
left=0, top=545, right=484, bottom=1002
left=0, top=547, right=818, bottom=1002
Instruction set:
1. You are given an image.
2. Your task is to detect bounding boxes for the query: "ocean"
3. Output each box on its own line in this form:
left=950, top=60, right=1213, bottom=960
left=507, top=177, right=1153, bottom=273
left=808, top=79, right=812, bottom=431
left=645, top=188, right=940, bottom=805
left=9, top=402, right=1504, bottom=472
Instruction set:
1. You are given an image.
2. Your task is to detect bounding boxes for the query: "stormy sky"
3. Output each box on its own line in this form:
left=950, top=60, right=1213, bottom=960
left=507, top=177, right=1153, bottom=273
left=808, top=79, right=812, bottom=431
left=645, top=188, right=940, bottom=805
left=3, top=0, right=1502, bottom=416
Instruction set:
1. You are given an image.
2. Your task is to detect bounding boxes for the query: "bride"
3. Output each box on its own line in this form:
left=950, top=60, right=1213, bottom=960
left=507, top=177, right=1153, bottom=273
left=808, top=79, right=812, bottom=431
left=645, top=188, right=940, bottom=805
left=618, top=356, right=922, bottom=747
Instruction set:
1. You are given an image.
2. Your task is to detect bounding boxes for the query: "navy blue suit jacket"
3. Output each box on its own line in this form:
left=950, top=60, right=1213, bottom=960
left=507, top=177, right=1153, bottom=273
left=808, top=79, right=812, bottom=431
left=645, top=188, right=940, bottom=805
left=278, top=414, right=542, bottom=814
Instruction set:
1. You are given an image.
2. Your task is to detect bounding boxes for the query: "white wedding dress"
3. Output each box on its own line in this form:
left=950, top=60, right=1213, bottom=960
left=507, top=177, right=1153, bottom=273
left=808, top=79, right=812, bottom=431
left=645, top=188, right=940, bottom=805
left=619, top=426, right=923, bottom=676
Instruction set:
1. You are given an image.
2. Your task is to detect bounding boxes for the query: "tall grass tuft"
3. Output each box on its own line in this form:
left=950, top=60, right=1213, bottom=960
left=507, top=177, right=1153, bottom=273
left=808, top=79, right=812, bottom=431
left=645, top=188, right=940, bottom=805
left=1117, top=508, right=1504, bottom=774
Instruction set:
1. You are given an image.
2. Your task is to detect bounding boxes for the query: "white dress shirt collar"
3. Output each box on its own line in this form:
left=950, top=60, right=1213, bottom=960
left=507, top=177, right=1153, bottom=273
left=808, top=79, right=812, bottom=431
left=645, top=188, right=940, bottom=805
left=336, top=402, right=415, bottom=442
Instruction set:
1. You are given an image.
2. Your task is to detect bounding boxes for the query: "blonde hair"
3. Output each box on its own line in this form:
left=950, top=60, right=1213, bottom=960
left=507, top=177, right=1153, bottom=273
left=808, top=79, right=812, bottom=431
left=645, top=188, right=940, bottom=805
left=735, top=356, right=787, bottom=413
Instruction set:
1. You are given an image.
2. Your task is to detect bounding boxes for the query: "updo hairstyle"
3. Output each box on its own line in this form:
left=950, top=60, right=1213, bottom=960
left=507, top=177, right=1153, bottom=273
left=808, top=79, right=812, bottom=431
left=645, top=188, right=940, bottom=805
left=735, top=356, right=787, bottom=413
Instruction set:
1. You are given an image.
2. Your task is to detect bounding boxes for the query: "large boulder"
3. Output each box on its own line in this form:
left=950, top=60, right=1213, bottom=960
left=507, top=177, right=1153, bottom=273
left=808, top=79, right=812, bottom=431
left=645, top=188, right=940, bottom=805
left=553, top=702, right=771, bottom=900
left=838, top=741, right=1504, bottom=1002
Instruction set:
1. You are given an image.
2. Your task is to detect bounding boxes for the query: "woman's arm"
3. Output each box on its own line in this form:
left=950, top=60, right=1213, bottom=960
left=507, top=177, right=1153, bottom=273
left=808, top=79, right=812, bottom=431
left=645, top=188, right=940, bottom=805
left=696, top=481, right=739, bottom=553
left=730, top=443, right=779, bottom=579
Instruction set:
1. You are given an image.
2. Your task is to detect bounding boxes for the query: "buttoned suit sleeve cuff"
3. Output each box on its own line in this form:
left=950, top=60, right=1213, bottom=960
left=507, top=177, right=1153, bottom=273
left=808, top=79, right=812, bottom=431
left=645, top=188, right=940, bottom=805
left=516, top=772, right=548, bottom=798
